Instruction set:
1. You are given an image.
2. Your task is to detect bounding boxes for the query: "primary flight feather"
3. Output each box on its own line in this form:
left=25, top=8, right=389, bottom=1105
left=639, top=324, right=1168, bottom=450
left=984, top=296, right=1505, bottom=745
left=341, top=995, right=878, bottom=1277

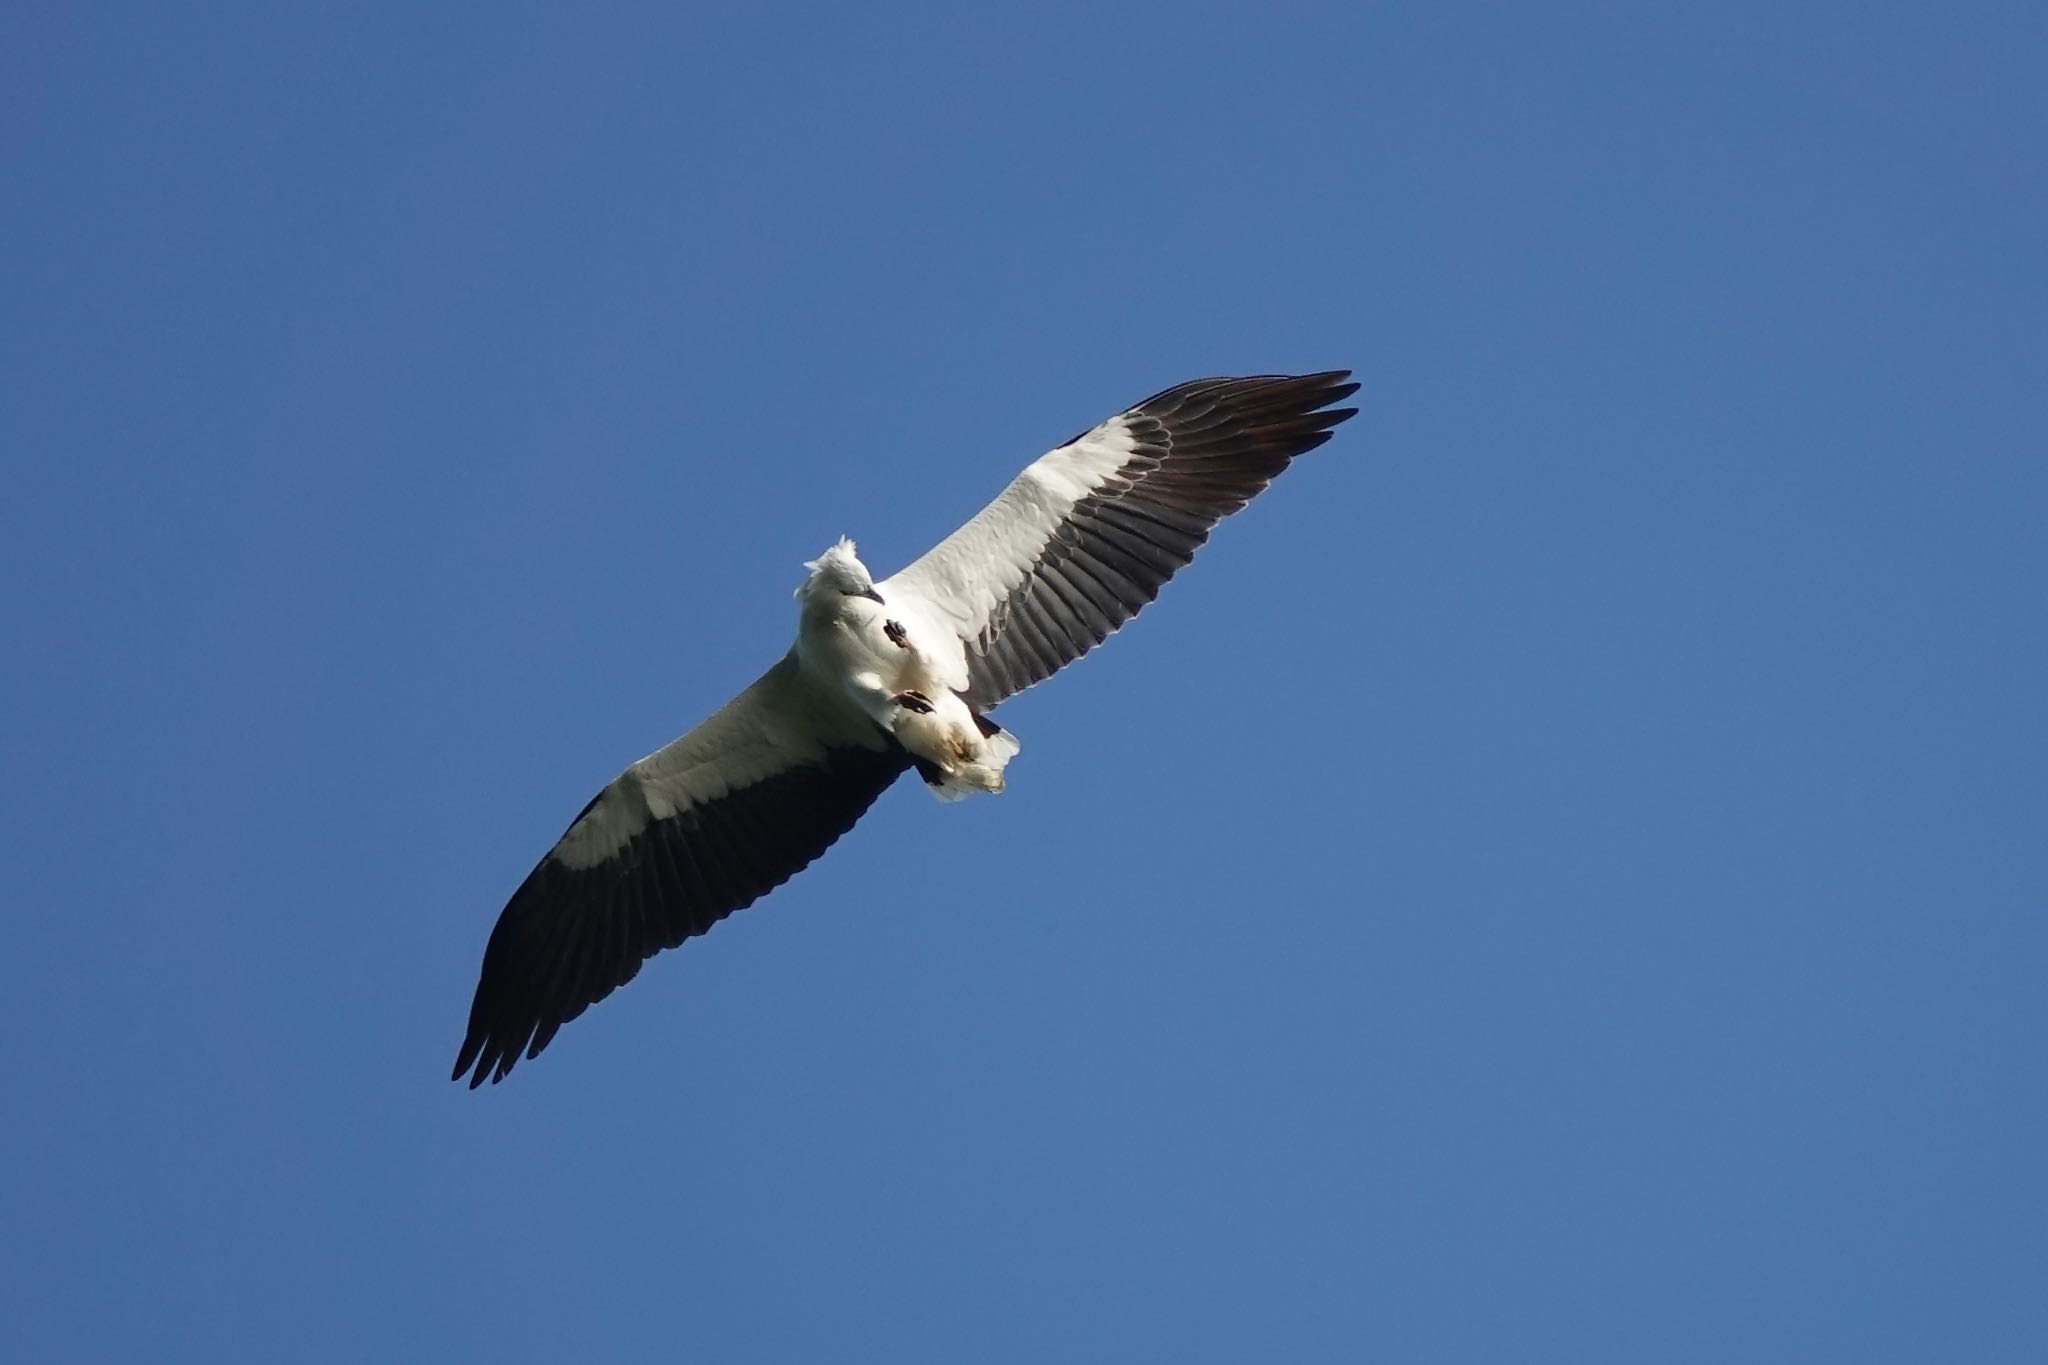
left=454, top=371, right=1359, bottom=1086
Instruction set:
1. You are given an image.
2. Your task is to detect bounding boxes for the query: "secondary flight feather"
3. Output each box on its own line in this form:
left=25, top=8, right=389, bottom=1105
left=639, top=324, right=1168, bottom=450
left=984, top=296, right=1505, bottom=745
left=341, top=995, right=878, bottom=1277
left=454, top=371, right=1359, bottom=1086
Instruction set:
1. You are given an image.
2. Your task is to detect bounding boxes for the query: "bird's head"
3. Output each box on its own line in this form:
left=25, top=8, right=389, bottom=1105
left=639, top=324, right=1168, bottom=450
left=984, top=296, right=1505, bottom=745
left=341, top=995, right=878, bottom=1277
left=796, top=536, right=883, bottom=605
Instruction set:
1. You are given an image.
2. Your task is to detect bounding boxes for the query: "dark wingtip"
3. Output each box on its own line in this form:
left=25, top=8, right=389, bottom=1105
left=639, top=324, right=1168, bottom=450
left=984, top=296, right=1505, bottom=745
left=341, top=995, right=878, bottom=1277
left=1291, top=371, right=1359, bottom=409
left=449, top=1028, right=527, bottom=1088
left=1291, top=370, right=1359, bottom=409
left=452, top=1035, right=493, bottom=1088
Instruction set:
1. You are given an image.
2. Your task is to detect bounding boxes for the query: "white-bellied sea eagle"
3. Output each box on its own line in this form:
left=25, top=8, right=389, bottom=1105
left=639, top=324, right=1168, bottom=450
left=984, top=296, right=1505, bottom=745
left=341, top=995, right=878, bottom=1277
left=454, top=372, right=1359, bottom=1086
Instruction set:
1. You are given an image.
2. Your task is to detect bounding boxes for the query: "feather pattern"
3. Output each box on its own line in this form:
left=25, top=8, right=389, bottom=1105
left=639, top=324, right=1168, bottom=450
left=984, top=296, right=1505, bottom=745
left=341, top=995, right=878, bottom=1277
left=883, top=372, right=1358, bottom=709
left=453, top=657, right=907, bottom=1086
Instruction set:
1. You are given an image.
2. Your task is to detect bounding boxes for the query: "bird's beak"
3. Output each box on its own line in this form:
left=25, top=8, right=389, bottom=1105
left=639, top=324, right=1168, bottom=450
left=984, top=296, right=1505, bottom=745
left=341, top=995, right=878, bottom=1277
left=860, top=587, right=885, bottom=604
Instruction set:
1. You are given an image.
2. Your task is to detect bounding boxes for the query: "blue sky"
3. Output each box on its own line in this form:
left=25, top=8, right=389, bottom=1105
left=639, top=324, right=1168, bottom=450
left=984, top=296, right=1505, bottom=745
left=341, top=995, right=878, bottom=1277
left=5, top=3, right=2044, bottom=1360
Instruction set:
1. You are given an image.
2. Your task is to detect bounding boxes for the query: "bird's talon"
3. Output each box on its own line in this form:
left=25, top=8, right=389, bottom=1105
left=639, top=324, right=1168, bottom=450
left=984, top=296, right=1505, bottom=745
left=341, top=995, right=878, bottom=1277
left=893, top=690, right=934, bottom=714
left=883, top=619, right=909, bottom=649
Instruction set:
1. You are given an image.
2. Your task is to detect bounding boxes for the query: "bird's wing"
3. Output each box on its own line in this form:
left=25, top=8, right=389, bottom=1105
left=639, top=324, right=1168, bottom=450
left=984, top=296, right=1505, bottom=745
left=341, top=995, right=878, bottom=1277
left=880, top=372, right=1358, bottom=710
left=453, top=655, right=908, bottom=1086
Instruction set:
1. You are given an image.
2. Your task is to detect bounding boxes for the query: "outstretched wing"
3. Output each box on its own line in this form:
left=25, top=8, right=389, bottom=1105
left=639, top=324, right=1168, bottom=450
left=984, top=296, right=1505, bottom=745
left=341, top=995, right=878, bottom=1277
left=453, top=656, right=909, bottom=1087
left=881, top=372, right=1358, bottom=709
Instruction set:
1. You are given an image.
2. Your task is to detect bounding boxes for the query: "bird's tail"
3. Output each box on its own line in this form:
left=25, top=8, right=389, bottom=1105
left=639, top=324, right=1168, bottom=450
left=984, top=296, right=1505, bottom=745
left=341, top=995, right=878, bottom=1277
left=913, top=713, right=1020, bottom=802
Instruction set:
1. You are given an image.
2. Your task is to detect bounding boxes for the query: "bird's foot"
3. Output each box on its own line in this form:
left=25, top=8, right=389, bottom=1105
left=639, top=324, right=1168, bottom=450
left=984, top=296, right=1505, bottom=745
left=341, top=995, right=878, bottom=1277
left=883, top=619, right=909, bottom=649
left=892, top=689, right=935, bottom=715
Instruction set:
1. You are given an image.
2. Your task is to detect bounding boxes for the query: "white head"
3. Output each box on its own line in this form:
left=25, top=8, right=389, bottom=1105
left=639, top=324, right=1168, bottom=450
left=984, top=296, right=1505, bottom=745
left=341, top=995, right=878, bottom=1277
left=796, top=536, right=883, bottom=605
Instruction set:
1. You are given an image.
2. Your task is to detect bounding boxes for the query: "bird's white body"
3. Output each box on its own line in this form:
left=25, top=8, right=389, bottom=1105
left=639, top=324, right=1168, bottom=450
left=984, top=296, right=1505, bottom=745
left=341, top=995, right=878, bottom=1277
left=794, top=538, right=1021, bottom=799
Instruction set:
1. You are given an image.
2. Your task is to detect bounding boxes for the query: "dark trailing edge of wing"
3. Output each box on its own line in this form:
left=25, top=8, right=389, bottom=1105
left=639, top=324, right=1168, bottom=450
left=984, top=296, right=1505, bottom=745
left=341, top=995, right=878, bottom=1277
left=963, top=371, right=1359, bottom=709
left=453, top=742, right=911, bottom=1087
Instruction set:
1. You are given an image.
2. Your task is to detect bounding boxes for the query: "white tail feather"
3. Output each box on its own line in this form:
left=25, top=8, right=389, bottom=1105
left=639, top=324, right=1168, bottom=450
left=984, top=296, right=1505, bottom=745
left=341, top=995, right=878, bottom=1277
left=897, top=708, right=1021, bottom=803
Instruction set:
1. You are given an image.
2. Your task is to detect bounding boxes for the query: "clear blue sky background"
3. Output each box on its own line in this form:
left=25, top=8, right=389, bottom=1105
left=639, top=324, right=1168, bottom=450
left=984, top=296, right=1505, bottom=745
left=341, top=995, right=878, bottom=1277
left=5, top=4, right=2043, bottom=1360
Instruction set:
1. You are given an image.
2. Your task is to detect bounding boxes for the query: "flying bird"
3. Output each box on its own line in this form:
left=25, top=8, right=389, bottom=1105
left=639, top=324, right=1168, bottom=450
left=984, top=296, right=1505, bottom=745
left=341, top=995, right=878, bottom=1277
left=454, top=371, right=1359, bottom=1086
